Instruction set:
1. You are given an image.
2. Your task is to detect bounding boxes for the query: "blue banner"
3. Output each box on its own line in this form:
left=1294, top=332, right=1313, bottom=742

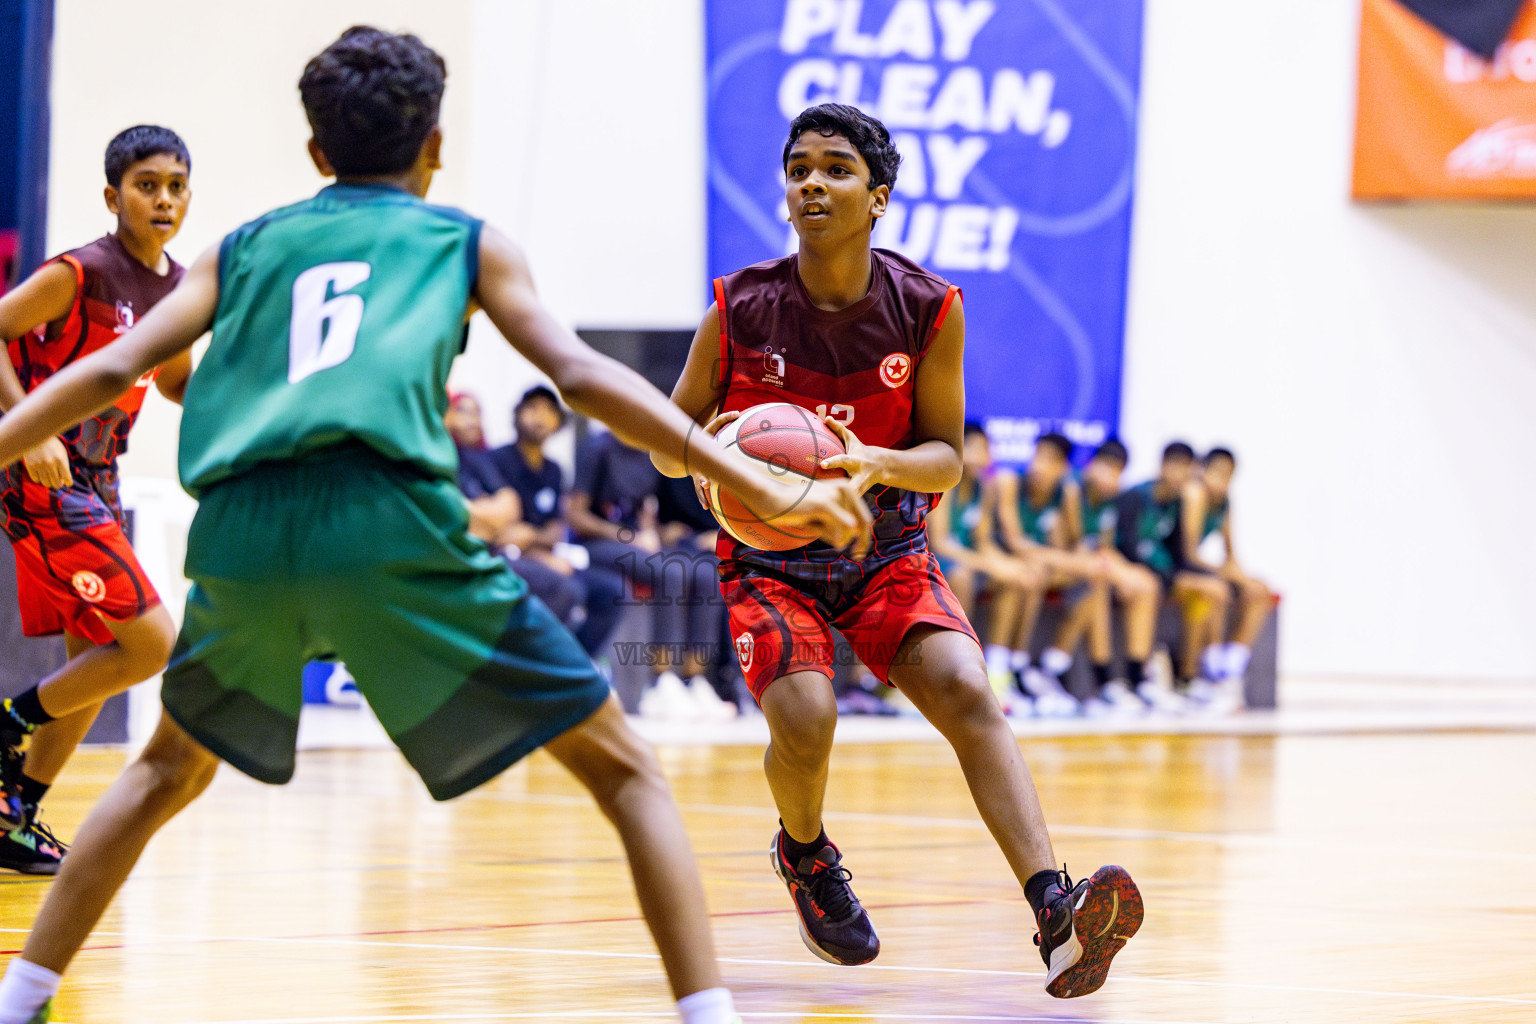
left=706, top=0, right=1144, bottom=462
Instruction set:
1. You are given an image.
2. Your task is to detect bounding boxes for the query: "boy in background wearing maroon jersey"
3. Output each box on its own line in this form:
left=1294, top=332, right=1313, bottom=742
left=655, top=104, right=1143, bottom=999
left=0, top=127, right=194, bottom=874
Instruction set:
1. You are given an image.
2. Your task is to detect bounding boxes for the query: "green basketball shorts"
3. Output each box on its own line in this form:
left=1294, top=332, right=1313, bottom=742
left=162, top=445, right=610, bottom=800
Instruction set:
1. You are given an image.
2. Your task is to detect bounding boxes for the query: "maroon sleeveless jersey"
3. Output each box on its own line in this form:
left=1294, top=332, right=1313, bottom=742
left=713, top=248, right=960, bottom=583
left=3, top=235, right=184, bottom=534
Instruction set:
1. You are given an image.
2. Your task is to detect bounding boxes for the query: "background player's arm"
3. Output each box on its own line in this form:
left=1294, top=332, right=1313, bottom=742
left=821, top=295, right=966, bottom=495
left=0, top=245, right=219, bottom=471
left=472, top=225, right=871, bottom=555
left=652, top=305, right=724, bottom=479
left=1180, top=481, right=1222, bottom=573
left=1055, top=482, right=1083, bottom=550
left=154, top=350, right=194, bottom=404
left=0, top=261, right=81, bottom=488
left=992, top=470, right=1037, bottom=555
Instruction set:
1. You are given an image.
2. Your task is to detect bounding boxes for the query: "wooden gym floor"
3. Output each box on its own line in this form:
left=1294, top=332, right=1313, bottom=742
left=0, top=725, right=1532, bottom=1023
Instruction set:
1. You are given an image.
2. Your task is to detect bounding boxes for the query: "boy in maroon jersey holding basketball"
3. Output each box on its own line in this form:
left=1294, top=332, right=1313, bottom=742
left=656, top=104, right=1142, bottom=998
left=0, top=126, right=193, bottom=873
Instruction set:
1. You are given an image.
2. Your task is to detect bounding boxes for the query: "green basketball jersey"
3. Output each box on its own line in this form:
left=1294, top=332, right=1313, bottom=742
left=1202, top=496, right=1229, bottom=540
left=948, top=476, right=985, bottom=550
left=1017, top=473, right=1064, bottom=545
left=1077, top=477, right=1118, bottom=549
left=179, top=183, right=481, bottom=497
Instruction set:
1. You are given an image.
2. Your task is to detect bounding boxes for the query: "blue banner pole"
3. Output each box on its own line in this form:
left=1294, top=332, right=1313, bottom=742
left=17, top=0, right=53, bottom=278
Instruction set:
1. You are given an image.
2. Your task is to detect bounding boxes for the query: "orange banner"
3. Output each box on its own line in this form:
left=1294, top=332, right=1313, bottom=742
left=1354, top=0, right=1536, bottom=199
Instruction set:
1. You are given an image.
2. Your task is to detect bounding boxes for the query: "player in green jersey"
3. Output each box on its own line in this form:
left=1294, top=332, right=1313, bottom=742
left=1178, top=447, right=1274, bottom=713
left=0, top=28, right=870, bottom=1024
left=928, top=422, right=1034, bottom=713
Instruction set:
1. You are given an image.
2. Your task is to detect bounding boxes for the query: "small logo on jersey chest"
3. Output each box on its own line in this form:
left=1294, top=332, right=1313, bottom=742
left=762, top=348, right=786, bottom=388
left=72, top=571, right=106, bottom=603
left=735, top=632, right=755, bottom=670
left=114, top=301, right=135, bottom=334
left=879, top=352, right=912, bottom=388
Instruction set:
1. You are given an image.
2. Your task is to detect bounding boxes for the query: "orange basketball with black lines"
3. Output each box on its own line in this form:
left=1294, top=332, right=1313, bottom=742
left=705, top=402, right=847, bottom=550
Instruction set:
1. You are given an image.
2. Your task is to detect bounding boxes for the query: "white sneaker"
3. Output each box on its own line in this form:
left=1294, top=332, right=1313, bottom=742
left=1135, top=679, right=1186, bottom=714
left=1022, top=669, right=1080, bottom=717
left=1098, top=680, right=1146, bottom=718
left=1004, top=692, right=1037, bottom=720
left=640, top=671, right=698, bottom=721
left=1195, top=677, right=1245, bottom=716
left=687, top=674, right=738, bottom=721
left=1184, top=676, right=1218, bottom=705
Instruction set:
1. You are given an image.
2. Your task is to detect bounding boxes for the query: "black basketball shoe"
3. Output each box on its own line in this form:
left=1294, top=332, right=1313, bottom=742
left=0, top=701, right=33, bottom=831
left=0, top=806, right=66, bottom=875
left=1034, top=864, right=1143, bottom=998
left=770, top=829, right=880, bottom=965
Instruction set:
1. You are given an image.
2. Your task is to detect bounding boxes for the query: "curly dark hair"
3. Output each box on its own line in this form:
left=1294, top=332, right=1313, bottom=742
left=299, top=26, right=446, bottom=177
left=104, top=125, right=190, bottom=186
left=782, top=103, right=901, bottom=191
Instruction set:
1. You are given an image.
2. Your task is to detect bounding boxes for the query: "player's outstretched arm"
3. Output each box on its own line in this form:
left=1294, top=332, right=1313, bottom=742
left=1179, top=480, right=1222, bottom=573
left=0, top=245, right=219, bottom=471
left=473, top=225, right=873, bottom=557
left=652, top=305, right=726, bottom=478
left=821, top=294, right=966, bottom=495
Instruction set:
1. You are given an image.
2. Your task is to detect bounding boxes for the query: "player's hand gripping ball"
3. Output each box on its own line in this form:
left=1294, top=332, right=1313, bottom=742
left=703, top=402, right=848, bottom=550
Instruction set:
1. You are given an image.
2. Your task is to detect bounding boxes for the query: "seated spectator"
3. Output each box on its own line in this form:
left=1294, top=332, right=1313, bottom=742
left=1115, top=441, right=1231, bottom=703
left=1071, top=440, right=1162, bottom=715
left=445, top=389, right=580, bottom=626
left=1178, top=447, right=1274, bottom=713
left=485, top=385, right=623, bottom=655
left=990, top=433, right=1109, bottom=717
left=569, top=428, right=730, bottom=719
left=929, top=422, right=1034, bottom=709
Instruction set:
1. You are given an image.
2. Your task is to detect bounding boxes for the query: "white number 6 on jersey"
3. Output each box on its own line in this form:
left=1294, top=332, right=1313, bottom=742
left=289, top=261, right=371, bottom=384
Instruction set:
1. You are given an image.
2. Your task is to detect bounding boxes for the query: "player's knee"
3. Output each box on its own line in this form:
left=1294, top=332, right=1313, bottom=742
left=137, top=726, right=219, bottom=812
left=918, top=660, right=1002, bottom=733
left=764, top=686, right=837, bottom=769
left=1244, top=578, right=1272, bottom=605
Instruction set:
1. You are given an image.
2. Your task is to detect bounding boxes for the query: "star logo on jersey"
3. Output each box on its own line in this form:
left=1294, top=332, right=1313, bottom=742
left=879, top=352, right=912, bottom=389
left=71, top=570, right=106, bottom=603
left=735, top=632, right=755, bottom=670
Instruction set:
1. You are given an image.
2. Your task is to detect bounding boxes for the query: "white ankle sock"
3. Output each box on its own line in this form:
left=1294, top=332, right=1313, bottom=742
left=1201, top=645, right=1224, bottom=679
left=1224, top=643, right=1251, bottom=679
left=678, top=986, right=737, bottom=1024
left=0, top=959, right=59, bottom=1021
left=984, top=644, right=1011, bottom=676
left=1040, top=647, right=1073, bottom=677
left=1009, top=649, right=1029, bottom=671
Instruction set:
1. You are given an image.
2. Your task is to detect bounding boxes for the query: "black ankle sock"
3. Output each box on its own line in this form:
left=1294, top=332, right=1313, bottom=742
left=9, top=688, right=54, bottom=730
left=17, top=774, right=49, bottom=808
left=779, top=822, right=829, bottom=865
left=1126, top=660, right=1146, bottom=687
left=1025, top=868, right=1060, bottom=914
left=1092, top=663, right=1113, bottom=689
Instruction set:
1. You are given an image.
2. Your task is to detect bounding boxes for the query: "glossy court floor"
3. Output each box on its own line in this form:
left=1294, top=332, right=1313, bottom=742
left=1, top=712, right=1532, bottom=1023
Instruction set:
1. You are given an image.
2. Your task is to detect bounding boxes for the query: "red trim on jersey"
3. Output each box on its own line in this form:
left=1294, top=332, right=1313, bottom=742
left=921, top=285, right=961, bottom=359
left=713, top=277, right=730, bottom=391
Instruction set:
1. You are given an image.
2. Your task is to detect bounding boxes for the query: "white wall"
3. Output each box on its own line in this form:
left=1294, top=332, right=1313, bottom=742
left=47, top=0, right=476, bottom=478
left=46, top=0, right=1536, bottom=679
left=1122, top=0, right=1536, bottom=678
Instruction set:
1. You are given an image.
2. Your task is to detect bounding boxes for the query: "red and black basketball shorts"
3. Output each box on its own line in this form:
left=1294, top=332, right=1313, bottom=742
left=6, top=484, right=159, bottom=646
left=721, top=551, right=978, bottom=702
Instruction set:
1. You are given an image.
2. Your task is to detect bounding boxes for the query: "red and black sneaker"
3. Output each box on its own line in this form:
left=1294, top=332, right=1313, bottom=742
left=1034, top=864, right=1143, bottom=998
left=770, top=829, right=879, bottom=965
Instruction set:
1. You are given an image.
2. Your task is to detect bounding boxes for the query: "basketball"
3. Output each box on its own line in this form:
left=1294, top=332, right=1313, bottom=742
left=704, top=402, right=848, bottom=550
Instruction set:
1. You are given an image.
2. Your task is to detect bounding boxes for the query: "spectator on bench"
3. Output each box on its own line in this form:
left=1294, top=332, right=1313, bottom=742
left=1115, top=441, right=1231, bottom=706
left=1071, top=440, right=1165, bottom=715
left=569, top=429, right=732, bottom=720
left=446, top=389, right=581, bottom=627
left=485, top=385, right=625, bottom=657
left=929, top=422, right=1034, bottom=711
left=1177, top=446, right=1274, bottom=714
left=989, top=433, right=1107, bottom=718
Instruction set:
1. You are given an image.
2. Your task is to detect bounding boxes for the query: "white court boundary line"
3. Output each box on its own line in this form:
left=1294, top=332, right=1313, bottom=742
left=182, top=1014, right=1229, bottom=1024
left=479, top=789, right=1536, bottom=865
left=9, top=929, right=1534, bottom=1012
